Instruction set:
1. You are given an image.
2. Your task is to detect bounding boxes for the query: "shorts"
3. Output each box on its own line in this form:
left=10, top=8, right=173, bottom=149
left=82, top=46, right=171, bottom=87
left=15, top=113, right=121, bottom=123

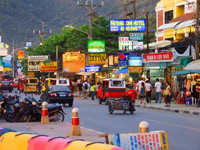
left=140, top=94, right=145, bottom=99
left=79, top=91, right=84, bottom=95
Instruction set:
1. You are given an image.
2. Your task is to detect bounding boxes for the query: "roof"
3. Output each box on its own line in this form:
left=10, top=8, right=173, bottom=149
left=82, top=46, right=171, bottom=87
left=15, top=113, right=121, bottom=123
left=169, top=12, right=195, bottom=23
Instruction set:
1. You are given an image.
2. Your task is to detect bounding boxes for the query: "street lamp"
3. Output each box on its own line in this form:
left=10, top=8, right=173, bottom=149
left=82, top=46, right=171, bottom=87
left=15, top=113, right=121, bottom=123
left=65, top=25, right=90, bottom=39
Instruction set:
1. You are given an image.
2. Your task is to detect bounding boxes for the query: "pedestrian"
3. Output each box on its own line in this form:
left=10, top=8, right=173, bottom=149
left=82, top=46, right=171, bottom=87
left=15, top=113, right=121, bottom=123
left=90, top=83, right=96, bottom=100
left=155, top=78, right=162, bottom=103
left=145, top=80, right=153, bottom=103
left=139, top=82, right=146, bottom=104
left=77, top=80, right=84, bottom=99
left=83, top=80, right=90, bottom=99
left=165, top=82, right=171, bottom=107
left=36, top=81, right=41, bottom=95
left=137, top=77, right=145, bottom=99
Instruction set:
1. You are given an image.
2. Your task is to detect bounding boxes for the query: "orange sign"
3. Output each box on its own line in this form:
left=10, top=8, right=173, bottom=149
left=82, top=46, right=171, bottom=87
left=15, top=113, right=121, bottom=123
left=18, top=51, right=24, bottom=59
left=63, top=51, right=85, bottom=73
left=128, top=67, right=142, bottom=73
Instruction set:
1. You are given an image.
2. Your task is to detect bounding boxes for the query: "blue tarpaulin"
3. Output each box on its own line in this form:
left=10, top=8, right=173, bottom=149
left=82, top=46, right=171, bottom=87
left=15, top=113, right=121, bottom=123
left=115, top=68, right=128, bottom=74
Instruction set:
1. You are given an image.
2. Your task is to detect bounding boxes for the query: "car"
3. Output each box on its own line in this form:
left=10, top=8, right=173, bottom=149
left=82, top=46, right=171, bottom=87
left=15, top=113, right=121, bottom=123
left=40, top=85, right=74, bottom=107
left=56, top=78, right=73, bottom=91
left=0, top=80, right=14, bottom=92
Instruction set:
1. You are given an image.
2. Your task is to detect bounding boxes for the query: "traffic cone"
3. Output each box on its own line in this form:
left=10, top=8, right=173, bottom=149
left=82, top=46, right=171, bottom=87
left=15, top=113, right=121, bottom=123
left=70, top=108, right=81, bottom=136
left=41, top=102, right=49, bottom=124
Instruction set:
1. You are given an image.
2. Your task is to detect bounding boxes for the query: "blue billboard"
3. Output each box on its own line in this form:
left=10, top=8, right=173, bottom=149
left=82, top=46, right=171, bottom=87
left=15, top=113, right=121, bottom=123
left=85, top=65, right=100, bottom=72
left=110, top=19, right=146, bottom=32
left=118, top=53, right=130, bottom=66
left=128, top=56, right=143, bottom=66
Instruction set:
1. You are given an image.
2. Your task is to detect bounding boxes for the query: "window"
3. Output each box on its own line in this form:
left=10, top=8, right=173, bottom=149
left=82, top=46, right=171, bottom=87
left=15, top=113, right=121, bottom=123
left=165, top=10, right=173, bottom=24
left=29, top=79, right=38, bottom=83
left=59, top=80, right=67, bottom=84
left=111, top=81, right=123, bottom=87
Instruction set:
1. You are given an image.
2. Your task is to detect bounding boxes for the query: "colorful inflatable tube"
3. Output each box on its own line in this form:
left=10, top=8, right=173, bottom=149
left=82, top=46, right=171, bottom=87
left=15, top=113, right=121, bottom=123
left=0, top=128, right=124, bottom=150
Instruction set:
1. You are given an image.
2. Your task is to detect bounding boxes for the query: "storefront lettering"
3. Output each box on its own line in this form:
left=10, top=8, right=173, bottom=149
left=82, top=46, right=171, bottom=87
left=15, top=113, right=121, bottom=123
left=89, top=55, right=106, bottom=61
left=144, top=52, right=173, bottom=62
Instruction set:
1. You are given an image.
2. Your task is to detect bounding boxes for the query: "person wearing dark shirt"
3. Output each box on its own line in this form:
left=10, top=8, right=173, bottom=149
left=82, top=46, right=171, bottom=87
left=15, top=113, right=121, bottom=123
left=77, top=81, right=84, bottom=99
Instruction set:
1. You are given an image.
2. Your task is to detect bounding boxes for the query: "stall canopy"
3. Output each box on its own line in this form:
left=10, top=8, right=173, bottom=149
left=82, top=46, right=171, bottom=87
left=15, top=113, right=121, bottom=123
left=170, top=70, right=200, bottom=75
left=184, top=60, right=200, bottom=70
left=115, top=68, right=128, bottom=74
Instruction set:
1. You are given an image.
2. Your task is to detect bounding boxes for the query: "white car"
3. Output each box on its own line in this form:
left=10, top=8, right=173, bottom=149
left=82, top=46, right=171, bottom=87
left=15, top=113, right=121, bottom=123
left=56, top=78, right=71, bottom=88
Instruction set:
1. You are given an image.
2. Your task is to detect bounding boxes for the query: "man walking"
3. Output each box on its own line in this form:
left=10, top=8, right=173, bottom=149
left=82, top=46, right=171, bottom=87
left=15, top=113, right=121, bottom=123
left=145, top=80, right=152, bottom=103
left=77, top=80, right=84, bottom=99
left=155, top=78, right=162, bottom=103
left=83, top=80, right=90, bottom=99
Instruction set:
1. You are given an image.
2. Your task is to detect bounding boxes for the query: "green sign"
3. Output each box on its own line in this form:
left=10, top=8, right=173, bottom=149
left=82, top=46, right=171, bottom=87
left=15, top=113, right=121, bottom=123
left=88, top=40, right=105, bottom=53
left=130, top=33, right=144, bottom=41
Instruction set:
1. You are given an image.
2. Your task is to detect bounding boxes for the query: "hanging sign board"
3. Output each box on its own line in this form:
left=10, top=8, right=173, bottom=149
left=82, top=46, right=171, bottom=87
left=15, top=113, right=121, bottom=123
left=108, top=131, right=169, bottom=150
left=28, top=55, right=48, bottom=71
left=18, top=51, right=24, bottom=60
left=0, top=50, right=8, bottom=56
left=27, top=72, right=35, bottom=77
left=113, top=54, right=119, bottom=65
left=128, top=67, right=142, bottom=73
left=130, top=33, right=144, bottom=41
left=128, top=56, right=143, bottom=66
left=40, top=61, right=57, bottom=72
left=110, top=19, right=146, bottom=32
left=88, top=40, right=105, bottom=53
left=118, top=37, right=133, bottom=51
left=85, top=65, right=100, bottom=72
left=143, top=52, right=174, bottom=63
left=88, top=53, right=107, bottom=65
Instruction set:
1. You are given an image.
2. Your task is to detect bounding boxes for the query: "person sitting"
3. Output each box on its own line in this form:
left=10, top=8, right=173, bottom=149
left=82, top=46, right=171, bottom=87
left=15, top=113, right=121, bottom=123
left=124, top=84, right=136, bottom=100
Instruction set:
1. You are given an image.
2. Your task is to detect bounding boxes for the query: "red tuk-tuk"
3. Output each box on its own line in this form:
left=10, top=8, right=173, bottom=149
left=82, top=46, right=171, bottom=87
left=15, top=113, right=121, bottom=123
left=97, top=78, right=126, bottom=104
left=17, top=78, right=26, bottom=92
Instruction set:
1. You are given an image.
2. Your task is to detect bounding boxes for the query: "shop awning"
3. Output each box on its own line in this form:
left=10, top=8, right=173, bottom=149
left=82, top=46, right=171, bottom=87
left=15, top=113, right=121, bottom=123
left=184, top=60, right=200, bottom=70
left=170, top=70, right=200, bottom=75
left=175, top=19, right=195, bottom=29
left=115, top=68, right=128, bottom=74
left=143, top=40, right=171, bottom=49
left=101, top=66, right=118, bottom=71
left=76, top=72, right=95, bottom=76
left=158, top=21, right=180, bottom=30
left=180, top=57, right=192, bottom=67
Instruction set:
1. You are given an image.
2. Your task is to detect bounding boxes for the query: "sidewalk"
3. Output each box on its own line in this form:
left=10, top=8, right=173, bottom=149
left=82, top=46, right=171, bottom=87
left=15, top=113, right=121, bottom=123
left=135, top=100, right=200, bottom=116
left=0, top=122, right=105, bottom=142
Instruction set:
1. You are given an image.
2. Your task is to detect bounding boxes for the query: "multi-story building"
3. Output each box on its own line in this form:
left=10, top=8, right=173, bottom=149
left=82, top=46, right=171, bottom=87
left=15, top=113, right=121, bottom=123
left=155, top=0, right=196, bottom=41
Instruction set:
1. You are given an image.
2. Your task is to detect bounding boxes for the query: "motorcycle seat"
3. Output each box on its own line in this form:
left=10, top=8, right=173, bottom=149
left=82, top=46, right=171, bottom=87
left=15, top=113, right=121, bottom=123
left=37, top=105, right=61, bottom=111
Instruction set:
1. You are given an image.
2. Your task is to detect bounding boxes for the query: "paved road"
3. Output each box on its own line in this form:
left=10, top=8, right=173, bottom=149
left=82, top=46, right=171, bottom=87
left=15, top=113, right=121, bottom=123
left=2, top=91, right=200, bottom=150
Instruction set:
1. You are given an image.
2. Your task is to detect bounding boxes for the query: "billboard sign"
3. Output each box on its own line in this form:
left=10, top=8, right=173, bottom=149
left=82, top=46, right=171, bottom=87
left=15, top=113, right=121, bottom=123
left=26, top=42, right=32, bottom=48
left=128, top=67, right=142, bottom=73
left=28, top=55, right=48, bottom=71
left=85, top=65, right=100, bottom=72
left=40, top=61, right=58, bottom=72
left=18, top=51, right=24, bottom=60
left=118, top=37, right=133, bottom=51
left=133, top=41, right=144, bottom=50
left=108, top=132, right=169, bottom=150
left=143, top=52, right=174, bottom=63
left=110, top=19, right=146, bottom=32
left=118, top=53, right=129, bottom=66
left=88, top=40, right=105, bottom=53
left=63, top=51, right=85, bottom=73
left=0, top=50, right=8, bottom=56
left=128, top=56, right=143, bottom=66
left=113, top=54, right=118, bottom=65
left=88, top=53, right=107, bottom=65
left=130, top=33, right=144, bottom=41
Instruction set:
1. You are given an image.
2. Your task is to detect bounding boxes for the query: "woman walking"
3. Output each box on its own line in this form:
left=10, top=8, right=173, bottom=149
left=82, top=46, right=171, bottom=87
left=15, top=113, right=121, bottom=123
left=139, top=82, right=146, bottom=104
left=165, top=82, right=171, bottom=107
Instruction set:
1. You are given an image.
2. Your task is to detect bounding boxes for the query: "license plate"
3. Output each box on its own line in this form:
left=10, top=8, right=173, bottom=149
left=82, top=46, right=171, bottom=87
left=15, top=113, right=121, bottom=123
left=60, top=94, right=66, bottom=97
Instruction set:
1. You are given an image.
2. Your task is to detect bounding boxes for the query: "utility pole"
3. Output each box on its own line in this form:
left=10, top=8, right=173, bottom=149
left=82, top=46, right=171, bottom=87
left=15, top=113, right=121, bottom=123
left=33, top=22, right=52, bottom=45
left=124, top=0, right=137, bottom=19
left=12, top=40, right=15, bottom=79
left=56, top=46, right=59, bottom=79
left=146, top=11, right=149, bottom=51
left=195, top=0, right=200, bottom=59
left=77, top=0, right=104, bottom=40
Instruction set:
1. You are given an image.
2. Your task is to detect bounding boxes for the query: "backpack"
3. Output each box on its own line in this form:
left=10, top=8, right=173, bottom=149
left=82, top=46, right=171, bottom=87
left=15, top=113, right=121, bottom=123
left=84, top=82, right=88, bottom=90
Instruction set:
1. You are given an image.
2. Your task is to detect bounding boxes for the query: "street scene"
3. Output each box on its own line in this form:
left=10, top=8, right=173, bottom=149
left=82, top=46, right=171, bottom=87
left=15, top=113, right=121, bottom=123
left=0, top=0, right=200, bottom=150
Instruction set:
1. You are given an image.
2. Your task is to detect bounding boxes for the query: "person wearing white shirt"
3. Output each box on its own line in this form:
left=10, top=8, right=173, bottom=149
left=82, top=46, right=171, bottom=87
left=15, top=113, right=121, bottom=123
left=145, top=80, right=152, bottom=103
left=155, top=78, right=162, bottom=103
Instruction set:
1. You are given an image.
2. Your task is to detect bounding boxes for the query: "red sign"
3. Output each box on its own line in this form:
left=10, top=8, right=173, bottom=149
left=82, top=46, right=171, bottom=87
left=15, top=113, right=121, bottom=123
left=143, top=52, right=173, bottom=62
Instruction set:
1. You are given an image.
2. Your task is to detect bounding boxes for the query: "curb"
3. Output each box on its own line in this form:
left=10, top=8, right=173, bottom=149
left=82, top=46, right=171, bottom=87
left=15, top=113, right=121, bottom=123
left=136, top=104, right=200, bottom=116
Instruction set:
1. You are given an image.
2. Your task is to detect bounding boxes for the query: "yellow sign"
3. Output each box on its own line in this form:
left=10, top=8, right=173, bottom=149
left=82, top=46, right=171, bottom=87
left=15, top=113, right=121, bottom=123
left=128, top=67, right=142, bottom=73
left=3, top=68, right=12, bottom=72
left=63, top=52, right=85, bottom=73
left=40, top=61, right=57, bottom=72
left=27, top=72, right=35, bottom=77
left=88, top=53, right=107, bottom=65
left=18, top=51, right=24, bottom=60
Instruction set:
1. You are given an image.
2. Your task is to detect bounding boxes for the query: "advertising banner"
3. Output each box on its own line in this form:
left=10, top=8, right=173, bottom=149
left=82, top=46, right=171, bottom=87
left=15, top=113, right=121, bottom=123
left=133, top=41, right=144, bottom=50
left=128, top=56, right=143, bottom=66
left=118, top=37, right=133, bottom=51
left=85, top=65, right=100, bottom=72
left=130, top=33, right=144, bottom=41
left=18, top=51, right=24, bottom=60
left=63, top=51, right=85, bottom=73
left=26, top=42, right=32, bottom=48
left=118, top=53, right=129, bottom=66
left=88, top=40, right=105, bottom=53
left=110, top=19, right=146, bottom=32
left=27, top=72, right=35, bottom=77
left=108, top=131, right=169, bottom=150
left=28, top=55, right=48, bottom=71
left=88, top=53, right=107, bottom=65
left=143, top=52, right=173, bottom=63
left=113, top=54, right=118, bottom=65
left=40, top=61, right=57, bottom=72
left=128, top=67, right=142, bottom=73
left=0, top=50, right=8, bottom=56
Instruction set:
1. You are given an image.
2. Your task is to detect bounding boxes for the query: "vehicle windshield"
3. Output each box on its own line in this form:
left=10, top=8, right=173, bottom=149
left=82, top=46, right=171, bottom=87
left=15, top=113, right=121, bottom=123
left=111, top=81, right=124, bottom=87
left=59, top=80, right=67, bottom=84
left=29, top=79, right=38, bottom=83
left=1, top=81, right=11, bottom=84
left=51, top=85, right=70, bottom=92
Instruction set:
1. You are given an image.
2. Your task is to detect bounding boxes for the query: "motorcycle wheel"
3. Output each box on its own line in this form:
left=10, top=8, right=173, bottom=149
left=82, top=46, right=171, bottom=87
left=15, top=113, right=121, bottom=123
left=55, top=112, right=64, bottom=122
left=20, top=114, right=31, bottom=122
left=99, top=98, right=102, bottom=104
left=108, top=102, right=113, bottom=114
left=8, top=112, right=19, bottom=122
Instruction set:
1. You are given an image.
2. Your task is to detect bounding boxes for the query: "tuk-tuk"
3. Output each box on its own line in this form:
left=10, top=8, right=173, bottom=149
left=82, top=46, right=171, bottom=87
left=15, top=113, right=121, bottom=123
left=42, top=78, right=56, bottom=92
left=24, top=78, right=39, bottom=93
left=97, top=78, right=126, bottom=105
left=17, top=78, right=26, bottom=92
